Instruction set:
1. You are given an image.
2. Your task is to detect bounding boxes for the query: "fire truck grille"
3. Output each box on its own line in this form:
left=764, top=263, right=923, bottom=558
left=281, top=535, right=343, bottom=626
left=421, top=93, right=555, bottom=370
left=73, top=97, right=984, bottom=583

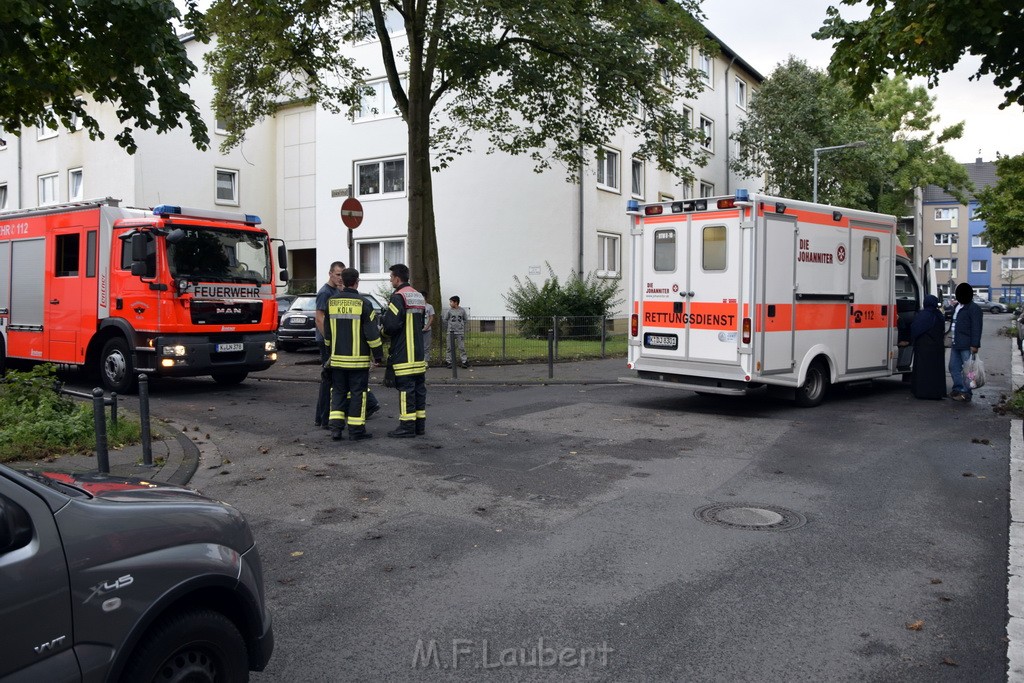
left=190, top=300, right=264, bottom=325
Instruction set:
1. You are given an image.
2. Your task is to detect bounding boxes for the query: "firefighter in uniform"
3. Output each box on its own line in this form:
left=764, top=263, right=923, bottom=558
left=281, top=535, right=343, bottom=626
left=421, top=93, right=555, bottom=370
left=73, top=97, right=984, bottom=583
left=382, top=263, right=427, bottom=438
left=323, top=268, right=384, bottom=441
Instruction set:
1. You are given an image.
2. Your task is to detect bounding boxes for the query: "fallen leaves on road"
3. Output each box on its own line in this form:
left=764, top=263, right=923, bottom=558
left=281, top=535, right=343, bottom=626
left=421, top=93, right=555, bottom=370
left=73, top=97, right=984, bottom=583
left=930, top=578, right=943, bottom=585
left=290, top=551, right=304, bottom=557
left=905, top=620, right=924, bottom=631
left=941, top=657, right=958, bottom=667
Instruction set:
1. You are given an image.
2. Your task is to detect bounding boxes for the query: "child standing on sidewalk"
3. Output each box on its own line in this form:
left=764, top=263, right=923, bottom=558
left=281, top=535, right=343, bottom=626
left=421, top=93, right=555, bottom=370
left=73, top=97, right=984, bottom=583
left=442, top=295, right=469, bottom=368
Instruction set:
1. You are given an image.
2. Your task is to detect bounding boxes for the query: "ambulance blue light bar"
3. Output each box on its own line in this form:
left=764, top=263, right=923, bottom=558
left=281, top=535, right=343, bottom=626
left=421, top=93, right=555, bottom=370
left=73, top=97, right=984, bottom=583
left=152, top=204, right=262, bottom=225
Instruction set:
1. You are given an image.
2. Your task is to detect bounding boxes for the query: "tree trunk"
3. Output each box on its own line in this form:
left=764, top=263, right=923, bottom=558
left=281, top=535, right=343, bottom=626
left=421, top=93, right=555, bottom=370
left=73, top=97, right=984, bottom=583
left=407, top=104, right=440, bottom=306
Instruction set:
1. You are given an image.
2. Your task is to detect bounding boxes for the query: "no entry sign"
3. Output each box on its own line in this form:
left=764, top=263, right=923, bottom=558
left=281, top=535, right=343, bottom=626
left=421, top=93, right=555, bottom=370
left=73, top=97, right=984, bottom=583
left=340, top=197, right=364, bottom=229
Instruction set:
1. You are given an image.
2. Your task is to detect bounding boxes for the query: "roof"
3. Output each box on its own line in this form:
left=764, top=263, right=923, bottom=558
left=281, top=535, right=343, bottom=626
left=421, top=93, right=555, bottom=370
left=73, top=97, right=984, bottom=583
left=707, top=28, right=765, bottom=83
left=922, top=157, right=998, bottom=204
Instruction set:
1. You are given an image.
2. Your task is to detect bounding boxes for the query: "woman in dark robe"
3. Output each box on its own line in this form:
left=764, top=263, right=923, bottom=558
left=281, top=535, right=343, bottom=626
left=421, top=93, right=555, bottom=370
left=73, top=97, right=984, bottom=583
left=910, top=294, right=947, bottom=399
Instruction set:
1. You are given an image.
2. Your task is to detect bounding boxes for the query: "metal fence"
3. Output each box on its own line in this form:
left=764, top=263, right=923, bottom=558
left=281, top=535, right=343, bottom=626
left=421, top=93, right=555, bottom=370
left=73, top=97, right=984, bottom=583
left=427, top=315, right=628, bottom=365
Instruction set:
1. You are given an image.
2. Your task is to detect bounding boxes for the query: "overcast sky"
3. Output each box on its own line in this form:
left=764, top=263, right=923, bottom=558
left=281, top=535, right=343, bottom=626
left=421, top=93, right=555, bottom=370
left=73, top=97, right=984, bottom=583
left=702, top=0, right=1023, bottom=164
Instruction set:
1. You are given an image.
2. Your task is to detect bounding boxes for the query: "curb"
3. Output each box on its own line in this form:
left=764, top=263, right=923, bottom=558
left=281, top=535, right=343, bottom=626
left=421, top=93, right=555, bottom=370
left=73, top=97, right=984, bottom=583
left=1009, top=339, right=1023, bottom=682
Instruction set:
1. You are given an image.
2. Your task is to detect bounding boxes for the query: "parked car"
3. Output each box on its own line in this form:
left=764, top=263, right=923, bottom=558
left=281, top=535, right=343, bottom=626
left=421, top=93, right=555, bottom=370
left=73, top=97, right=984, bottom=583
left=944, top=295, right=1008, bottom=318
left=276, top=294, right=296, bottom=325
left=0, top=464, right=273, bottom=681
left=975, top=296, right=1009, bottom=313
left=277, top=293, right=385, bottom=351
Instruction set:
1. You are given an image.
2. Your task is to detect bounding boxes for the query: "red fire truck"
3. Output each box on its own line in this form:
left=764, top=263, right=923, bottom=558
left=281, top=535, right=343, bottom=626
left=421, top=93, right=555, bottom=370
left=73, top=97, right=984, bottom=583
left=0, top=199, right=288, bottom=392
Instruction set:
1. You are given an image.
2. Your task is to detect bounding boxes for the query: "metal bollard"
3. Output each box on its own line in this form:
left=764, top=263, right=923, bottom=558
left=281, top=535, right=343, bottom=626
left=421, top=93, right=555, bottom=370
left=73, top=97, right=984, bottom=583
left=138, top=374, right=153, bottom=467
left=548, top=329, right=554, bottom=379
left=601, top=315, right=607, bottom=358
left=92, top=388, right=110, bottom=474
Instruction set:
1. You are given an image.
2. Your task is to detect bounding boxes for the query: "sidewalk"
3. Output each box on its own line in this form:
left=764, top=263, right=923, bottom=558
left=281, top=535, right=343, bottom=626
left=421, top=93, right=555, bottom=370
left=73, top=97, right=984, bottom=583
left=4, top=356, right=629, bottom=485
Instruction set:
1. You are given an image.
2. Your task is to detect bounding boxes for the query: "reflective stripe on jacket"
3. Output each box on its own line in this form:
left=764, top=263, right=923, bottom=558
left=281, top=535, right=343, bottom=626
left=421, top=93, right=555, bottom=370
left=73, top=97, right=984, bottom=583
left=324, top=289, right=383, bottom=369
left=383, top=284, right=426, bottom=376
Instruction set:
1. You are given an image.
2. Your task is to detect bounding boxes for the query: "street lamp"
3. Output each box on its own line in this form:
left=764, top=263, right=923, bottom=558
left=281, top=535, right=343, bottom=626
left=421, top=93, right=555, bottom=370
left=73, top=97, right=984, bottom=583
left=812, top=141, right=868, bottom=203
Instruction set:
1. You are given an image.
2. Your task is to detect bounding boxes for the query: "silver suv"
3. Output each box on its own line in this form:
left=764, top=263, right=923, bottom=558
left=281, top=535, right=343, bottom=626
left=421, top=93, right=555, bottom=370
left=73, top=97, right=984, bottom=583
left=0, top=464, right=273, bottom=681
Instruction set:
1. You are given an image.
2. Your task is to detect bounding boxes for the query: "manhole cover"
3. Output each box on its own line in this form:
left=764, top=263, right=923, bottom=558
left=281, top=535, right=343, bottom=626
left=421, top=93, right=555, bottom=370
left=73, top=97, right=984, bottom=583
left=694, top=503, right=806, bottom=532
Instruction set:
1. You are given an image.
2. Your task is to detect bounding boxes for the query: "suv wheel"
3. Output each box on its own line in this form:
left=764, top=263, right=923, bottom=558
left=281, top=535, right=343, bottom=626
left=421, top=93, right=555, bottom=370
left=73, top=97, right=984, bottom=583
left=120, top=609, right=248, bottom=683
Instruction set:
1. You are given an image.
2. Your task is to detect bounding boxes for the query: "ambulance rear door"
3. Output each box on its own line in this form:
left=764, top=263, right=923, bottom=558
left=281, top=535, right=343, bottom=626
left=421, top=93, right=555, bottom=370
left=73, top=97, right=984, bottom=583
left=686, top=210, right=744, bottom=363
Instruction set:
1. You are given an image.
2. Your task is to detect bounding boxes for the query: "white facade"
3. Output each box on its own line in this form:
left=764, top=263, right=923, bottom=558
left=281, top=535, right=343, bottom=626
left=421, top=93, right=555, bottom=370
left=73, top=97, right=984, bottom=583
left=0, top=30, right=762, bottom=316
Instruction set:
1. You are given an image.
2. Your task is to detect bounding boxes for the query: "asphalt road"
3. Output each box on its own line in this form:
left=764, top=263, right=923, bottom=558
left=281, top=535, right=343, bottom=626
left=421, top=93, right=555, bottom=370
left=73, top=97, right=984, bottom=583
left=143, top=320, right=1015, bottom=681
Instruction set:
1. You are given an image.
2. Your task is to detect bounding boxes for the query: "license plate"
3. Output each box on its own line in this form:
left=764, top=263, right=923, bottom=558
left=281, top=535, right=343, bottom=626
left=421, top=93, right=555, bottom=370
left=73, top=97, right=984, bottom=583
left=644, top=333, right=678, bottom=350
left=216, top=342, right=244, bottom=352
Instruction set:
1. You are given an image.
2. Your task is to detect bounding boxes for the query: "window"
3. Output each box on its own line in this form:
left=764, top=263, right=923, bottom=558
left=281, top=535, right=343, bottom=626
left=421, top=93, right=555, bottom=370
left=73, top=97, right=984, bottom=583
left=38, top=173, right=58, bottom=205
left=0, top=184, right=6, bottom=210
left=697, top=52, right=713, bottom=86
left=356, top=6, right=404, bottom=38
left=970, top=206, right=982, bottom=220
left=68, top=168, right=83, bottom=201
left=861, top=237, right=880, bottom=279
left=971, top=235, right=989, bottom=247
left=355, top=77, right=405, bottom=121
left=933, top=233, right=957, bottom=245
left=215, top=117, right=230, bottom=135
left=596, top=147, right=619, bottom=191
left=654, top=230, right=676, bottom=271
left=658, top=193, right=674, bottom=202
left=37, top=108, right=57, bottom=140
left=971, top=260, right=988, bottom=273
left=86, top=231, right=96, bottom=278
left=935, top=258, right=957, bottom=270
left=215, top=168, right=239, bottom=205
left=631, top=159, right=644, bottom=198
left=699, top=116, right=714, bottom=151
left=699, top=181, right=715, bottom=198
left=0, top=135, right=6, bottom=151
left=356, top=157, right=405, bottom=197
left=357, top=239, right=405, bottom=275
left=703, top=226, right=726, bottom=270
left=55, top=234, right=80, bottom=277
left=631, top=98, right=644, bottom=120
left=1003, top=257, right=1024, bottom=271
left=682, top=106, right=693, bottom=130
left=934, top=208, right=958, bottom=221
left=681, top=180, right=693, bottom=200
left=735, top=77, right=748, bottom=109
left=597, top=233, right=620, bottom=277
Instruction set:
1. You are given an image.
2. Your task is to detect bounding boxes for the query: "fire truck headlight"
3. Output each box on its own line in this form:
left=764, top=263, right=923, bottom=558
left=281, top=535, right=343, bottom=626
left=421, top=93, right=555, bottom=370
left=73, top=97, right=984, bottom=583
left=265, top=341, right=277, bottom=352
left=162, top=345, right=187, bottom=357
left=160, top=358, right=176, bottom=368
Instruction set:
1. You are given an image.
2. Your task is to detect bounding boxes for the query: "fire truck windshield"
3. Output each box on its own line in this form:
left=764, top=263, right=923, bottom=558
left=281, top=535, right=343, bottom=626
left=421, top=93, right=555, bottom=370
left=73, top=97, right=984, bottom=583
left=166, top=227, right=271, bottom=284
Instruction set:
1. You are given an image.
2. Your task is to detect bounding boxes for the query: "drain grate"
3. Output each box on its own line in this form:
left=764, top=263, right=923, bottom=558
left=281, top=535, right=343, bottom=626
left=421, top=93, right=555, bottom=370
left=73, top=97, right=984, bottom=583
left=694, top=503, right=806, bottom=532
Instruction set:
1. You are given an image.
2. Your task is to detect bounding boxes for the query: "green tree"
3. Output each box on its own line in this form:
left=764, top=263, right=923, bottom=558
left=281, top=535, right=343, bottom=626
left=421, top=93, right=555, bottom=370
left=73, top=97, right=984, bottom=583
left=0, top=0, right=209, bottom=153
left=977, top=154, right=1024, bottom=253
left=205, top=0, right=714, bottom=312
left=815, top=0, right=1024, bottom=109
left=730, top=58, right=969, bottom=212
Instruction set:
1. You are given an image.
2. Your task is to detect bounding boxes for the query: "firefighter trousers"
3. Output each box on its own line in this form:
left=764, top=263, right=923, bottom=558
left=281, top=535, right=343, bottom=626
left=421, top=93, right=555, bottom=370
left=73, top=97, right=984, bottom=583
left=329, top=368, right=371, bottom=431
left=393, top=373, right=426, bottom=425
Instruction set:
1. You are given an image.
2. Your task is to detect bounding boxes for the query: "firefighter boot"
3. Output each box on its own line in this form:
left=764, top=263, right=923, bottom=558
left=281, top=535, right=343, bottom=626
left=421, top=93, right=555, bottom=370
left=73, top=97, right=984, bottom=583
left=329, top=419, right=345, bottom=441
left=415, top=418, right=425, bottom=436
left=349, top=427, right=373, bottom=441
left=388, top=421, right=417, bottom=438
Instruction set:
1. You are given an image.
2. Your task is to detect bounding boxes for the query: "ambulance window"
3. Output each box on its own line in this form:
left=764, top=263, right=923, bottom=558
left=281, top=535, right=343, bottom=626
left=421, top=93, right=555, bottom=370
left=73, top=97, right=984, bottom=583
left=121, top=233, right=156, bottom=278
left=86, top=231, right=96, bottom=278
left=702, top=226, right=726, bottom=270
left=861, top=237, right=880, bottom=279
left=55, top=234, right=80, bottom=277
left=654, top=230, right=675, bottom=271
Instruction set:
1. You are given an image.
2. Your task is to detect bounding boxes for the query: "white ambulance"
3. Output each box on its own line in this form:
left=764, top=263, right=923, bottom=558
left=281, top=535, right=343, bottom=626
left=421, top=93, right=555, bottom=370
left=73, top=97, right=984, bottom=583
left=620, top=191, right=933, bottom=406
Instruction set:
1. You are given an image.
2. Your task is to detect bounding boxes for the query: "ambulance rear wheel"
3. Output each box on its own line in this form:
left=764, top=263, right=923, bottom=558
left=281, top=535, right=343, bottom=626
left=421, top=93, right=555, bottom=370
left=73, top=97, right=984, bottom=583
left=212, top=370, right=248, bottom=385
left=100, top=337, right=137, bottom=394
left=795, top=360, right=829, bottom=408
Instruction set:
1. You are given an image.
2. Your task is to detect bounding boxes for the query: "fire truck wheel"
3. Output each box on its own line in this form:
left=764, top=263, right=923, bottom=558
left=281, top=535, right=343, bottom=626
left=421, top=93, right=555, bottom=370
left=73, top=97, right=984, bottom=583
left=100, top=337, right=137, bottom=394
left=795, top=360, right=829, bottom=408
left=212, top=370, right=249, bottom=385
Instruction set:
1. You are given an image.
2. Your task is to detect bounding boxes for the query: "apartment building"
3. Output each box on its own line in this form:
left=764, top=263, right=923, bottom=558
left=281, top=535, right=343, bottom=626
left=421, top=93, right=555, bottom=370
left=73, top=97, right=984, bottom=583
left=920, top=158, right=1024, bottom=302
left=0, top=28, right=762, bottom=315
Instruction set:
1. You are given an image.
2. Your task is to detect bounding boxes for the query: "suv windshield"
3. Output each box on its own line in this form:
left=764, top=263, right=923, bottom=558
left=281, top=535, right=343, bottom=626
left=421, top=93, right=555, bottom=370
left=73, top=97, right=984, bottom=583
left=166, top=227, right=271, bottom=284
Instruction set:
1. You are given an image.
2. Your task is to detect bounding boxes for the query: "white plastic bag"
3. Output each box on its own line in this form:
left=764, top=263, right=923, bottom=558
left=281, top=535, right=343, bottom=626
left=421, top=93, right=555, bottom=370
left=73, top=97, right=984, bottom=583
left=963, top=354, right=986, bottom=389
